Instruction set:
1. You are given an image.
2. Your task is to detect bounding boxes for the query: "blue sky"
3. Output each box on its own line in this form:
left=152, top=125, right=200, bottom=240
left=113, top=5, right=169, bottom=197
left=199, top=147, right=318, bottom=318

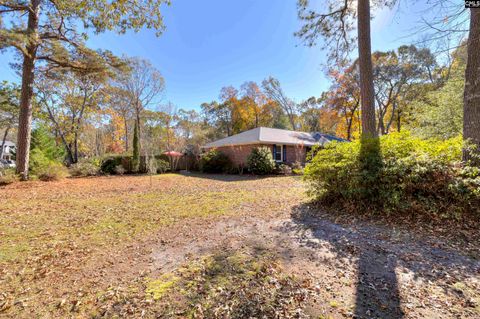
left=0, top=0, right=443, bottom=111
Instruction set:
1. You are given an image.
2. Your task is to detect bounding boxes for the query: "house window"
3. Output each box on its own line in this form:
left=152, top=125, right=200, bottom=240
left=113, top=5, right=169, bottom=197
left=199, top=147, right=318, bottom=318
left=274, top=145, right=283, bottom=162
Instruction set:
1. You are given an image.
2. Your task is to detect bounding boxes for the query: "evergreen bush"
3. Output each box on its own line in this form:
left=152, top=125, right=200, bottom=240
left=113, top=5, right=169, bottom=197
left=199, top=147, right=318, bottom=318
left=247, top=147, right=276, bottom=175
left=100, top=156, right=123, bottom=175
left=70, top=158, right=100, bottom=177
left=199, top=149, right=232, bottom=173
left=156, top=159, right=170, bottom=174
left=37, top=162, right=69, bottom=181
left=304, top=132, right=480, bottom=220
left=0, top=168, right=17, bottom=185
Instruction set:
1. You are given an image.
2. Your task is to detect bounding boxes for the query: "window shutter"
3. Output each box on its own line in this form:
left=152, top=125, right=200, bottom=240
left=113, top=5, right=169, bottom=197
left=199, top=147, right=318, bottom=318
left=283, top=145, right=287, bottom=162
left=273, top=145, right=277, bottom=159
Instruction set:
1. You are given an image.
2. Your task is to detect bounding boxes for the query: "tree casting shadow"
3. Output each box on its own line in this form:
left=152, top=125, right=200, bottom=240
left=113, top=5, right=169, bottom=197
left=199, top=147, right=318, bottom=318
left=287, top=203, right=480, bottom=319
left=288, top=206, right=404, bottom=318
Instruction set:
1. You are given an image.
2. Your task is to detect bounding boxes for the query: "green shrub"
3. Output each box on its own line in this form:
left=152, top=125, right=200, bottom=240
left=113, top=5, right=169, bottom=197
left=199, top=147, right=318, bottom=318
left=304, top=132, right=480, bottom=220
left=200, top=149, right=232, bottom=173
left=29, top=148, right=52, bottom=175
left=100, top=155, right=165, bottom=175
left=88, top=157, right=102, bottom=168
left=30, top=125, right=65, bottom=162
left=292, top=168, right=303, bottom=175
left=37, top=162, right=69, bottom=181
left=100, top=157, right=118, bottom=174
left=0, top=169, right=17, bottom=186
left=291, top=161, right=302, bottom=170
left=69, top=159, right=100, bottom=177
left=114, top=165, right=126, bottom=175
left=156, top=159, right=170, bottom=174
left=247, top=147, right=275, bottom=175
left=29, top=144, right=69, bottom=181
left=100, top=156, right=124, bottom=175
left=27, top=126, right=74, bottom=181
left=291, top=161, right=304, bottom=175
left=276, top=163, right=291, bottom=175
left=137, top=156, right=151, bottom=173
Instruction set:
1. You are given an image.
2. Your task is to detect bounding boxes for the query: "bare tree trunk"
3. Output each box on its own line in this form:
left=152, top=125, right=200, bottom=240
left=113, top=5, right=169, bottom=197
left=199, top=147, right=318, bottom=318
left=45, top=105, right=74, bottom=164
left=397, top=109, right=402, bottom=132
left=226, top=121, right=231, bottom=136
left=124, top=116, right=129, bottom=152
left=385, top=103, right=397, bottom=133
left=136, top=111, right=142, bottom=153
left=73, top=132, right=78, bottom=164
left=288, top=113, right=296, bottom=131
left=16, top=0, right=41, bottom=180
left=95, top=129, right=103, bottom=156
left=0, top=127, right=10, bottom=159
left=342, top=105, right=352, bottom=141
left=66, top=142, right=75, bottom=165
left=378, top=110, right=386, bottom=135
left=346, top=118, right=353, bottom=141
left=357, top=0, right=381, bottom=192
left=357, top=0, right=377, bottom=139
left=73, top=91, right=88, bottom=164
left=357, top=111, right=362, bottom=135
left=463, top=8, right=480, bottom=164
left=134, top=97, right=143, bottom=154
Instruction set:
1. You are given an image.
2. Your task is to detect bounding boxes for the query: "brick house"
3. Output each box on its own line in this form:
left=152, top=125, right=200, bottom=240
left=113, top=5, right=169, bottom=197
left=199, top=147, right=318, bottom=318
left=203, top=127, right=346, bottom=167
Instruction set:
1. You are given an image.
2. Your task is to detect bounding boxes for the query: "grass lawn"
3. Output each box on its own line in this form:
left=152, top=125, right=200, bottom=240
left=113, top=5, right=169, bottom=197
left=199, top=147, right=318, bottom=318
left=2, top=173, right=478, bottom=318
left=0, top=173, right=307, bottom=317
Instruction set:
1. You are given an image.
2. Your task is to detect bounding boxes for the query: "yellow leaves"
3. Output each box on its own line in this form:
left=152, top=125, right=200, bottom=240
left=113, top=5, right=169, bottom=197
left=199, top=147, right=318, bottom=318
left=104, top=110, right=126, bottom=153
left=215, top=82, right=282, bottom=133
left=145, top=274, right=179, bottom=300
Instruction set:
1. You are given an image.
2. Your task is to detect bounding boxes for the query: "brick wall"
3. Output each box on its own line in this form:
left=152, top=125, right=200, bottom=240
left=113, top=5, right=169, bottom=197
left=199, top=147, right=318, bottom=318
left=285, top=145, right=307, bottom=165
left=207, top=143, right=308, bottom=166
left=212, top=144, right=268, bottom=166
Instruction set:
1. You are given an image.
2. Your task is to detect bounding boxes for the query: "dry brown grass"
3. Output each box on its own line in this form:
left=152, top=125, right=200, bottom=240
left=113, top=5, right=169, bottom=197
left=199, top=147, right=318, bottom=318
left=0, top=173, right=305, bottom=317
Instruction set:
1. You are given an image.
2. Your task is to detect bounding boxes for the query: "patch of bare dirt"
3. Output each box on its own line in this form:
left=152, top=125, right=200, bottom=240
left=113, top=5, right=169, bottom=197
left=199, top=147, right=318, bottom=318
left=150, top=208, right=480, bottom=318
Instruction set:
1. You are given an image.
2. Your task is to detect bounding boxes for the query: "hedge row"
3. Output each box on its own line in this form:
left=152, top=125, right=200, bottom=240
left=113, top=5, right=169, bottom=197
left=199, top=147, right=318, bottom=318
left=303, top=132, right=480, bottom=220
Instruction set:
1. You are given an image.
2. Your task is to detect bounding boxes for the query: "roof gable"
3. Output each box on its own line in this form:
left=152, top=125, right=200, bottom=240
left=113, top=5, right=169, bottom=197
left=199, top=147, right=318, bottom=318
left=258, top=127, right=318, bottom=145
left=204, top=127, right=346, bottom=148
left=204, top=127, right=262, bottom=148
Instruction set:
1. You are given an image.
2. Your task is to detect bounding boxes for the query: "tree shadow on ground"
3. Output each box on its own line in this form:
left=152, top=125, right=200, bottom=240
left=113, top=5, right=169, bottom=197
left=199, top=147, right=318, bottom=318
left=287, top=204, right=480, bottom=319
left=289, top=205, right=404, bottom=318
left=355, top=249, right=403, bottom=318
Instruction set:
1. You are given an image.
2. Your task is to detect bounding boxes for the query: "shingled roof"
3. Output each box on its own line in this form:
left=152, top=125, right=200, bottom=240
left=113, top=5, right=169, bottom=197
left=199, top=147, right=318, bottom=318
left=204, top=127, right=346, bottom=148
